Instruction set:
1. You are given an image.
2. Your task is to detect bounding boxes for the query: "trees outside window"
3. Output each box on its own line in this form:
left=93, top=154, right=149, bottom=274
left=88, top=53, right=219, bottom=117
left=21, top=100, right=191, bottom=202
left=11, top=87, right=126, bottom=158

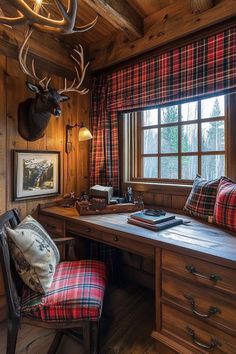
left=125, top=95, right=226, bottom=182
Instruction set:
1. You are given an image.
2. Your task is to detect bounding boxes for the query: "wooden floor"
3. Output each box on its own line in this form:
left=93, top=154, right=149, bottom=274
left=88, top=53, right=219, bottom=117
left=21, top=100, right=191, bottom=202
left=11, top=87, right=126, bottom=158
left=0, top=282, right=162, bottom=354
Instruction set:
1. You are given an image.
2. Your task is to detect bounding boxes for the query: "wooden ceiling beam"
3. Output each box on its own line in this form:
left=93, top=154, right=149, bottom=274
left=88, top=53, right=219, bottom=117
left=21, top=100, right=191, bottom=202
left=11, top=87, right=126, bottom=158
left=0, top=25, right=75, bottom=74
left=89, top=0, right=236, bottom=71
left=82, top=0, right=143, bottom=40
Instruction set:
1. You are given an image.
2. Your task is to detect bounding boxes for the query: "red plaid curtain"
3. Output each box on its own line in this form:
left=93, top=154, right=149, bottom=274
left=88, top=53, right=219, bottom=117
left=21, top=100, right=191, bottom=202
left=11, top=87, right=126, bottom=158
left=90, top=26, right=236, bottom=191
left=90, top=76, right=119, bottom=193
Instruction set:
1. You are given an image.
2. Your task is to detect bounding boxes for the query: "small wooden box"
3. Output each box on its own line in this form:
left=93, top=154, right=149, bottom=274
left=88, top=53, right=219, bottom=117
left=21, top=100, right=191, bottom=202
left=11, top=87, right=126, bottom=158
left=90, top=185, right=113, bottom=203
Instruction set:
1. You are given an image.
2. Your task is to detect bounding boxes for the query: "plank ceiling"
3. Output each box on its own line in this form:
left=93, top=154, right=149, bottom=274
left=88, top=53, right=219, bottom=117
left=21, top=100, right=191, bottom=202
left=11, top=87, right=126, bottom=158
left=66, top=0, right=177, bottom=44
left=0, top=0, right=176, bottom=45
left=0, top=0, right=236, bottom=71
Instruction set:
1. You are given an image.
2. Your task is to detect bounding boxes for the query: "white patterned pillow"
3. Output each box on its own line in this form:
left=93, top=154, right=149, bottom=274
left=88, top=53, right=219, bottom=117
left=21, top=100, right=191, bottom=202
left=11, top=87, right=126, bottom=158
left=6, top=215, right=60, bottom=294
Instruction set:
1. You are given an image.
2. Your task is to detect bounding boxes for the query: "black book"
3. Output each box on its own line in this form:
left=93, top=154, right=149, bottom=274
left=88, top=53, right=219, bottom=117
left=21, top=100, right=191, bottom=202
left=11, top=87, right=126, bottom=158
left=130, top=211, right=175, bottom=225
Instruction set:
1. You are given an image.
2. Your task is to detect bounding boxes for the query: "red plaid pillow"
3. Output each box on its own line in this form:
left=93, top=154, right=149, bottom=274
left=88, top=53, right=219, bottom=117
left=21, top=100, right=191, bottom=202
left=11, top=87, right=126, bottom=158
left=184, top=175, right=221, bottom=220
left=214, top=179, right=236, bottom=232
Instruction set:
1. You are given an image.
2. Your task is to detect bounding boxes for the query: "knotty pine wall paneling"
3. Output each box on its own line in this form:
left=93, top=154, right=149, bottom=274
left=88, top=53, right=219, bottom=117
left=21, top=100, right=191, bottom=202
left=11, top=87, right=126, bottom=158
left=0, top=55, right=7, bottom=216
left=0, top=52, right=90, bottom=321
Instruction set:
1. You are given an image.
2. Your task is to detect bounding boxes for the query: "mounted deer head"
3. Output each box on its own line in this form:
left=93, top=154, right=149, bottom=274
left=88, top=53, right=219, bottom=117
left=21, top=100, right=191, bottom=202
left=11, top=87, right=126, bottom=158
left=0, top=0, right=97, bottom=34
left=18, top=28, right=89, bottom=141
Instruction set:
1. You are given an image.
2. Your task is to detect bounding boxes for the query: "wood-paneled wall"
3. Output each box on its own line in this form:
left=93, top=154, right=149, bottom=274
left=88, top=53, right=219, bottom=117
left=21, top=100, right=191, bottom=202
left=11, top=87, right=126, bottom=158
left=0, top=50, right=90, bottom=321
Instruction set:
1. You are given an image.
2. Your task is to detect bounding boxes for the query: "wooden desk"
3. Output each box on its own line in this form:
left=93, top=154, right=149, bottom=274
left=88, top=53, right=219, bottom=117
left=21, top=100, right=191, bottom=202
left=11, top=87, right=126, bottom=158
left=38, top=206, right=236, bottom=354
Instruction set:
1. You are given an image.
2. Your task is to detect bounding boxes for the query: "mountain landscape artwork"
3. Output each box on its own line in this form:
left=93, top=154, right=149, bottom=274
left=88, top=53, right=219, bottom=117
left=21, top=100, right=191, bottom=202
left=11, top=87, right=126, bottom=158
left=13, top=151, right=60, bottom=200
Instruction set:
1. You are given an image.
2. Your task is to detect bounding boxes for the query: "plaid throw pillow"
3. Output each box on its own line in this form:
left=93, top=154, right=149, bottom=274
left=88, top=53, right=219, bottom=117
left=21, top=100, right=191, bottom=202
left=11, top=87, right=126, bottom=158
left=184, top=175, right=221, bottom=220
left=214, top=179, right=236, bottom=232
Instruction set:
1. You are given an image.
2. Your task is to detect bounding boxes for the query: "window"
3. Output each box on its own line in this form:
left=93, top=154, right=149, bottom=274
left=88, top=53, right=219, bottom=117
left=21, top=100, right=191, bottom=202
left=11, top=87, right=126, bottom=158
left=123, top=95, right=227, bottom=183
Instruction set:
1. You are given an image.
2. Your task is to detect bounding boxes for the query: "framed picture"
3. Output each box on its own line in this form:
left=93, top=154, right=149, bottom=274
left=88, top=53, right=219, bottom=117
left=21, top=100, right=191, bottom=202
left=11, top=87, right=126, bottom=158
left=13, top=150, right=60, bottom=201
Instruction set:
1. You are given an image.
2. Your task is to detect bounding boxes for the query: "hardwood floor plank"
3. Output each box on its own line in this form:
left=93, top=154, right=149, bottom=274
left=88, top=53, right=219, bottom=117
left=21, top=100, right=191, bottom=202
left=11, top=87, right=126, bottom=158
left=0, top=283, right=160, bottom=354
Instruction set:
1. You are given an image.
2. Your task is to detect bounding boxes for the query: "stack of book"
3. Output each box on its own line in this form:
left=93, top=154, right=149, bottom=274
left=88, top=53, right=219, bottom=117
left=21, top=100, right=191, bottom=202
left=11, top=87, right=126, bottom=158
left=127, top=210, right=183, bottom=231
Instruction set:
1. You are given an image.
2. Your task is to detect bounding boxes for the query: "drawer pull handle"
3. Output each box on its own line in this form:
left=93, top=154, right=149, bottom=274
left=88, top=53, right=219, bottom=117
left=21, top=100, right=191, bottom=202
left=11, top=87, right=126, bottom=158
left=186, top=265, right=222, bottom=282
left=184, top=294, right=220, bottom=318
left=85, top=228, right=91, bottom=233
left=113, top=236, right=119, bottom=242
left=45, top=223, right=56, bottom=230
left=186, top=326, right=221, bottom=350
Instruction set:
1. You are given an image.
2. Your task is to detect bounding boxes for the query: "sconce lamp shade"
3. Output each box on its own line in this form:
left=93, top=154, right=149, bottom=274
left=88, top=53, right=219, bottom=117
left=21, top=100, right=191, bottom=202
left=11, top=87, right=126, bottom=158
left=78, top=126, right=93, bottom=141
left=66, top=123, right=93, bottom=153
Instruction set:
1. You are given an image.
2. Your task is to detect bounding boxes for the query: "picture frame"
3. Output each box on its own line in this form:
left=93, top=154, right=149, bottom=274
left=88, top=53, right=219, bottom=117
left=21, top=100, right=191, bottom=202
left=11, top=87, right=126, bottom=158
left=13, top=150, right=60, bottom=201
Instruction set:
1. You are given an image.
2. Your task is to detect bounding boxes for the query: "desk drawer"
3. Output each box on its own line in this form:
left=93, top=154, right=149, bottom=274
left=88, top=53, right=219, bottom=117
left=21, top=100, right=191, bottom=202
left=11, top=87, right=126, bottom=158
left=101, top=232, right=154, bottom=258
left=67, top=222, right=102, bottom=241
left=162, top=250, right=236, bottom=295
left=162, top=272, right=236, bottom=332
left=38, top=215, right=65, bottom=236
left=162, top=304, right=236, bottom=354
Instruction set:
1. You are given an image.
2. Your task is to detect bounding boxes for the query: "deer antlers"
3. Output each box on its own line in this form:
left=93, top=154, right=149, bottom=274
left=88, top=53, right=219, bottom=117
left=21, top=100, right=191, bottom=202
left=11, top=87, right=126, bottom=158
left=0, top=0, right=98, bottom=34
left=18, top=28, right=89, bottom=94
left=18, top=28, right=51, bottom=90
left=58, top=45, right=89, bottom=95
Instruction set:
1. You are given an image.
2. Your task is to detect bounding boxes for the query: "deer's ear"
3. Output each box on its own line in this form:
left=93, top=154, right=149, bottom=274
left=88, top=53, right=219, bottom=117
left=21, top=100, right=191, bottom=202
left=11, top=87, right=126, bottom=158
left=60, top=94, right=70, bottom=102
left=26, top=82, right=41, bottom=93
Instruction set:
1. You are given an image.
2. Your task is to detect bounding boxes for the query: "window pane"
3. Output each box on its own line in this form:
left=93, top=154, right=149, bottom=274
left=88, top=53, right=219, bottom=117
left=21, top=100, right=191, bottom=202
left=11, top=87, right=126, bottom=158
left=182, top=156, right=198, bottom=180
left=161, top=156, right=178, bottom=179
left=181, top=124, right=198, bottom=152
left=142, top=129, right=158, bottom=153
left=201, top=95, right=225, bottom=118
left=143, top=157, right=158, bottom=178
left=142, top=109, right=158, bottom=126
left=161, top=126, right=178, bottom=153
left=181, top=101, right=198, bottom=121
left=201, top=155, right=225, bottom=179
left=161, top=105, right=178, bottom=124
left=201, top=121, right=225, bottom=151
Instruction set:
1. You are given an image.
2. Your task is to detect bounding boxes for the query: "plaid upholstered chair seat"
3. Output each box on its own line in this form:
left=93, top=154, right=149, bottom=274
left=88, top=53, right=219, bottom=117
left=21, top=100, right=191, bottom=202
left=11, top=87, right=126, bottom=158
left=0, top=209, right=107, bottom=354
left=21, top=260, right=106, bottom=322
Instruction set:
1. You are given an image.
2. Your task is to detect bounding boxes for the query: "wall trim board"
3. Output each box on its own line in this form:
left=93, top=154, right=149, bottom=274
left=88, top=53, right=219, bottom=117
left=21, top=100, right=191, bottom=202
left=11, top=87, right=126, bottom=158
left=0, top=55, right=7, bottom=215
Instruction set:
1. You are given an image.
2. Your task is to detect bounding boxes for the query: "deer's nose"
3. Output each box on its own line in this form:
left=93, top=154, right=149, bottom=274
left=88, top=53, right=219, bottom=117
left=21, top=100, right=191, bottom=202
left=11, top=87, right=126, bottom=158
left=54, top=108, right=61, bottom=117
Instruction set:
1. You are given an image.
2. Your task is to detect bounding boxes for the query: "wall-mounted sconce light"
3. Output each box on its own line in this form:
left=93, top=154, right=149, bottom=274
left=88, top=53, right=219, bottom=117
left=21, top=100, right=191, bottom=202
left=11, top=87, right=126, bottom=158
left=66, top=123, right=93, bottom=153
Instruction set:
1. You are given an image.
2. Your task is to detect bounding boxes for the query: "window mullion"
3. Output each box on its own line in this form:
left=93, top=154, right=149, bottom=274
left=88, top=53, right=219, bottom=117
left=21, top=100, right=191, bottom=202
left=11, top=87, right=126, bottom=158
left=178, top=105, right=181, bottom=180
left=158, top=108, right=161, bottom=178
left=137, top=112, right=142, bottom=177
left=198, top=100, right=202, bottom=176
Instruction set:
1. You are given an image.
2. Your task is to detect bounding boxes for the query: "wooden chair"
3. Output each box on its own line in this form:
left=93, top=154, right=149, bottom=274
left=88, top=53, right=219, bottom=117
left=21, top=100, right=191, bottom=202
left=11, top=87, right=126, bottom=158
left=0, top=209, right=106, bottom=354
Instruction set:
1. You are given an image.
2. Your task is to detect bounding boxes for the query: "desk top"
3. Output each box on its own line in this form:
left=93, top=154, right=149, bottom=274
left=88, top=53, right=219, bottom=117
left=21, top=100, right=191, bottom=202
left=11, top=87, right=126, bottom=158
left=39, top=206, right=236, bottom=267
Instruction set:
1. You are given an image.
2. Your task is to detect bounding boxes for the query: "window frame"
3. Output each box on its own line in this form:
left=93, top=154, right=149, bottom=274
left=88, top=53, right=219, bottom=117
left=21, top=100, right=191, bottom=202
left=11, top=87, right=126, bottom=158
left=121, top=94, right=236, bottom=188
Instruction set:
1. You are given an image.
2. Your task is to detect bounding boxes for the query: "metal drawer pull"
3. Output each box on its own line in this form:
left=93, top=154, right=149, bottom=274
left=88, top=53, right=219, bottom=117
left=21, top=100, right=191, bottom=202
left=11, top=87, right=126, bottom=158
left=186, top=326, right=221, bottom=350
left=113, top=236, right=119, bottom=242
left=84, top=228, right=91, bottom=233
left=186, top=265, right=222, bottom=282
left=45, top=223, right=56, bottom=230
left=184, top=294, right=220, bottom=318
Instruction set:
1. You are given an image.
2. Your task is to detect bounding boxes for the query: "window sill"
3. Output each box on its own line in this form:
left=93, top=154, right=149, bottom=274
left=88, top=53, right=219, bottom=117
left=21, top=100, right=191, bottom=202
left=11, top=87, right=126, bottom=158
left=122, top=180, right=192, bottom=196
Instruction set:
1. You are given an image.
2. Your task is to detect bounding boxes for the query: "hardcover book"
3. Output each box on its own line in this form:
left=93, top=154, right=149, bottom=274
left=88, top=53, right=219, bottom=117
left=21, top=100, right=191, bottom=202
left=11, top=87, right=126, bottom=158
left=127, top=217, right=183, bottom=231
left=130, top=211, right=175, bottom=225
